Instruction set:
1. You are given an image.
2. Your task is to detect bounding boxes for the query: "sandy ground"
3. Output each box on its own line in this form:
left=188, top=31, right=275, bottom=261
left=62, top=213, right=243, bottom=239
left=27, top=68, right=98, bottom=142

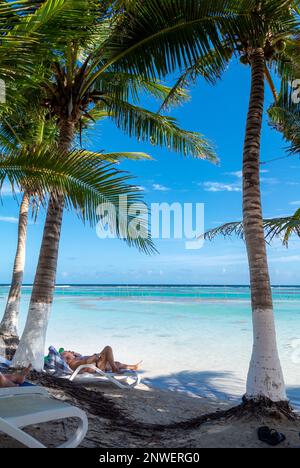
left=1, top=378, right=300, bottom=448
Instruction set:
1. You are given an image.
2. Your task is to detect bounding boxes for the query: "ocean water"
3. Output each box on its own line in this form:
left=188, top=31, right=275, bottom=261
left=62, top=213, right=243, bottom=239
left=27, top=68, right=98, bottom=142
left=1, top=285, right=300, bottom=408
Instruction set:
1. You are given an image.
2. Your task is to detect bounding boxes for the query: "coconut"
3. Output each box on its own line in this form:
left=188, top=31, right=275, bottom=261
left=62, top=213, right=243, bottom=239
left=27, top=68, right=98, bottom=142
left=275, top=40, right=287, bottom=53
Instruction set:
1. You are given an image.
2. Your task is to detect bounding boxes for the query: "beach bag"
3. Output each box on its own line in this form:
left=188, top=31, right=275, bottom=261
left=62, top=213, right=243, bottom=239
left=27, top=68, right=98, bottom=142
left=44, top=346, right=73, bottom=376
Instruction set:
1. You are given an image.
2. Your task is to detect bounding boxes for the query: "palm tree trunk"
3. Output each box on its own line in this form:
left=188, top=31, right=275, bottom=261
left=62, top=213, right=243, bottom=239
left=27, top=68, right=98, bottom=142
left=0, top=192, right=30, bottom=341
left=244, top=48, right=286, bottom=402
left=12, top=119, right=75, bottom=370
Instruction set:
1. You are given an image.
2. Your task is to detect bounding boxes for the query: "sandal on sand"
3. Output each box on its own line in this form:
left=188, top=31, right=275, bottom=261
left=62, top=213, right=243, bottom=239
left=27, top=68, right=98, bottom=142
left=258, top=426, right=286, bottom=446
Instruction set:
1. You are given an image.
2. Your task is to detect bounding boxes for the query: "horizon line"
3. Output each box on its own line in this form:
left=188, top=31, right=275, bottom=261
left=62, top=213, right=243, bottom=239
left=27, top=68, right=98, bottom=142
left=1, top=283, right=300, bottom=288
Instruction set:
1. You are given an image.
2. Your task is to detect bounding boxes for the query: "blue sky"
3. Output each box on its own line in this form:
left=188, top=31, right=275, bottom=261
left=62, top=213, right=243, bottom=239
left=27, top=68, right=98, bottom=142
left=1, top=58, right=300, bottom=285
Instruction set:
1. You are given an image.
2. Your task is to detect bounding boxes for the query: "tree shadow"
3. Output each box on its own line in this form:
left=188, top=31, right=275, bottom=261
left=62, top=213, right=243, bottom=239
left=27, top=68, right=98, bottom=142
left=144, top=372, right=300, bottom=412
left=144, top=370, right=245, bottom=402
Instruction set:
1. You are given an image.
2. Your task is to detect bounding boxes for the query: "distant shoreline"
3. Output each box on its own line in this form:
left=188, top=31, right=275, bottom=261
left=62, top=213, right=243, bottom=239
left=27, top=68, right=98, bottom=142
left=1, top=284, right=300, bottom=288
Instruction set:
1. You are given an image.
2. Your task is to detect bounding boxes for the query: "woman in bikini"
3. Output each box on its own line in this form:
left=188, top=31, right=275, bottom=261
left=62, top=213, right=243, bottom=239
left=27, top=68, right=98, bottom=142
left=61, top=346, right=141, bottom=373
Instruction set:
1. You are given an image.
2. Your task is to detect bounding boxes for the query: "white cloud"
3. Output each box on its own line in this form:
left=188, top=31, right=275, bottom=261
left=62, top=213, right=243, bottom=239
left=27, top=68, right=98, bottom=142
left=290, top=201, right=300, bottom=206
left=201, top=170, right=273, bottom=194
left=0, top=216, right=18, bottom=224
left=260, top=177, right=279, bottom=185
left=226, top=170, right=243, bottom=178
left=226, top=169, right=269, bottom=178
left=203, top=182, right=242, bottom=192
left=152, top=184, right=170, bottom=192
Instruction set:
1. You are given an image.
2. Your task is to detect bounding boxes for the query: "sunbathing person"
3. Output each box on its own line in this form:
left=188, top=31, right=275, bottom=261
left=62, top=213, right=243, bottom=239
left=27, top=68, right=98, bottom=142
left=0, top=365, right=32, bottom=388
left=61, top=346, right=142, bottom=373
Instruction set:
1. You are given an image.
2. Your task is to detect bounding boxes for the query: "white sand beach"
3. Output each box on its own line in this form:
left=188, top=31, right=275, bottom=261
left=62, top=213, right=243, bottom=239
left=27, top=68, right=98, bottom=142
left=1, top=379, right=300, bottom=449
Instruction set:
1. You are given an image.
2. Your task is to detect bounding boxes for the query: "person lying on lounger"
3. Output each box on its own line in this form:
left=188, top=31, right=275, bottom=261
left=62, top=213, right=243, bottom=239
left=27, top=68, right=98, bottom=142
left=0, top=365, right=32, bottom=388
left=61, top=346, right=142, bottom=374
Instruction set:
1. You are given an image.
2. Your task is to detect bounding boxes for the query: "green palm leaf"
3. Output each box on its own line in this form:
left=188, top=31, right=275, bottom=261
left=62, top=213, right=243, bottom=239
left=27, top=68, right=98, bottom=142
left=91, top=72, right=190, bottom=107
left=99, top=98, right=216, bottom=160
left=203, top=209, right=300, bottom=247
left=83, top=0, right=262, bottom=91
left=80, top=151, right=153, bottom=163
left=0, top=148, right=156, bottom=254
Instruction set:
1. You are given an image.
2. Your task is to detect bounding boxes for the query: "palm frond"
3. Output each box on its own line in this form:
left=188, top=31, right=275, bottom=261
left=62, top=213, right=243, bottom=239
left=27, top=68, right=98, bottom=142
left=91, top=71, right=190, bottom=107
left=100, top=97, right=217, bottom=160
left=203, top=209, right=300, bottom=247
left=203, top=221, right=245, bottom=241
left=82, top=0, right=262, bottom=93
left=79, top=150, right=153, bottom=163
left=0, top=109, right=58, bottom=153
left=268, top=80, right=300, bottom=155
left=159, top=46, right=232, bottom=112
left=0, top=148, right=155, bottom=254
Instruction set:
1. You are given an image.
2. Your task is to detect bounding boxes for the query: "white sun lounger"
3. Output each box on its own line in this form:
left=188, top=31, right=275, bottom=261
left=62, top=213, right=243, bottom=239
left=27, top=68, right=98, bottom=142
left=64, top=364, right=141, bottom=389
left=1, top=353, right=140, bottom=389
left=0, top=357, right=88, bottom=448
left=0, top=390, right=88, bottom=448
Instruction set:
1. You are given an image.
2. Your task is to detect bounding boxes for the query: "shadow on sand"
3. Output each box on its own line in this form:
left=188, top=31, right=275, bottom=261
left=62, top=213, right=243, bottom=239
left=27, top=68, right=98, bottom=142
left=144, top=370, right=244, bottom=402
left=144, top=370, right=300, bottom=411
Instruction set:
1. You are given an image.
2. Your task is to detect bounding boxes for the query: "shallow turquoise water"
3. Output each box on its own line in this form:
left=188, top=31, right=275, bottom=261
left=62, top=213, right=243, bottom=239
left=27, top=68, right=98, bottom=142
left=1, top=285, right=300, bottom=408
left=4, top=284, right=299, bottom=301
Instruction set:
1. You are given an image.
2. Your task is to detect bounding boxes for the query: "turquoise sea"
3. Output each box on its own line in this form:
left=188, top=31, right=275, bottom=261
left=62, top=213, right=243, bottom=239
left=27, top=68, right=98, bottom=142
left=1, top=285, right=300, bottom=408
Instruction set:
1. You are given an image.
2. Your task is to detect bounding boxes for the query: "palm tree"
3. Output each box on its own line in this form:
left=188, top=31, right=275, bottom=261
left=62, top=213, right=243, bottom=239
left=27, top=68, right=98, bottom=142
left=229, top=2, right=297, bottom=405
left=0, top=0, right=91, bottom=98
left=0, top=110, right=59, bottom=344
left=13, top=1, right=230, bottom=369
left=161, top=0, right=299, bottom=405
left=0, top=193, right=30, bottom=344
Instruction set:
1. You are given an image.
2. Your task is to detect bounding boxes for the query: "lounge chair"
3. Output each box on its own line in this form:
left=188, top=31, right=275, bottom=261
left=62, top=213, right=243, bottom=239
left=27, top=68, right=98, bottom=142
left=0, top=389, right=88, bottom=448
left=0, top=356, right=89, bottom=448
left=45, top=347, right=141, bottom=389
left=67, top=363, right=141, bottom=389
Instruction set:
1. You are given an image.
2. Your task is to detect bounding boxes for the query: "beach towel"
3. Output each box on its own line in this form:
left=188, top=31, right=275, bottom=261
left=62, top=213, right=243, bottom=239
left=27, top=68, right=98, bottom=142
left=0, top=356, right=10, bottom=370
left=44, top=346, right=73, bottom=376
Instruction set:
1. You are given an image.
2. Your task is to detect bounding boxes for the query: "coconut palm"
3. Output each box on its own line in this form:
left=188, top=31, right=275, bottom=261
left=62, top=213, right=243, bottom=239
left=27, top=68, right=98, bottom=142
left=0, top=0, right=92, bottom=101
left=0, top=193, right=30, bottom=346
left=0, top=109, right=59, bottom=343
left=161, top=0, right=300, bottom=405
left=227, top=1, right=298, bottom=405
